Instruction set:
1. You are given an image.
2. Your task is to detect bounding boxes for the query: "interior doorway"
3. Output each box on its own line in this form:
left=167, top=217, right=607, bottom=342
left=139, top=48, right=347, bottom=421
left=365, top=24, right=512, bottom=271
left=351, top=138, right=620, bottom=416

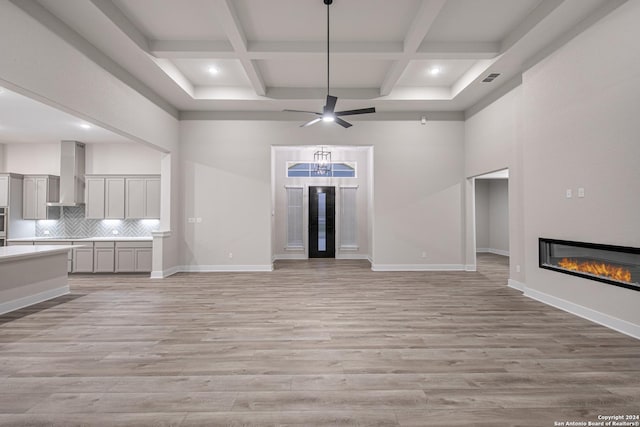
left=309, top=186, right=335, bottom=258
left=473, top=169, right=510, bottom=259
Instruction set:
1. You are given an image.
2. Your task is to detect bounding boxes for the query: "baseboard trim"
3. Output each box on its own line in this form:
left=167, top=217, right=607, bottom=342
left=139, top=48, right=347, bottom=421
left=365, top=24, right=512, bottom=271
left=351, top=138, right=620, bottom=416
left=180, top=264, right=274, bottom=272
left=0, top=285, right=69, bottom=316
left=465, top=264, right=477, bottom=272
left=477, top=248, right=510, bottom=257
left=517, top=285, right=640, bottom=340
left=336, top=253, right=370, bottom=260
left=150, top=266, right=180, bottom=279
left=508, top=278, right=526, bottom=292
left=371, top=264, right=465, bottom=272
left=273, top=254, right=307, bottom=260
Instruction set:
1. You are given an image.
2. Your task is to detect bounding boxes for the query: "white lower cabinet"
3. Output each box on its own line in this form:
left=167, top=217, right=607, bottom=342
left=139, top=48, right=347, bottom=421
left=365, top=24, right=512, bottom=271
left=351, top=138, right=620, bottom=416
left=115, top=241, right=152, bottom=272
left=94, top=242, right=115, bottom=272
left=72, top=242, right=94, bottom=273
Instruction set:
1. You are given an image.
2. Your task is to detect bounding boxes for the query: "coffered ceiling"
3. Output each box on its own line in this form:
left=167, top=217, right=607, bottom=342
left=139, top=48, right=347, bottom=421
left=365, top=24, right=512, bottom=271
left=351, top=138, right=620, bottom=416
left=9, top=0, right=629, bottom=115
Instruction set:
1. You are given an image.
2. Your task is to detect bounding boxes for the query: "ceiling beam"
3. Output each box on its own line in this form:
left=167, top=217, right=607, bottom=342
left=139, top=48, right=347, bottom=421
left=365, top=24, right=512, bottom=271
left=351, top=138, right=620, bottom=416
left=149, top=40, right=405, bottom=60
left=380, top=0, right=447, bottom=96
left=149, top=40, right=235, bottom=58
left=500, top=0, right=565, bottom=53
left=89, top=0, right=149, bottom=52
left=416, top=42, right=500, bottom=59
left=215, top=0, right=266, bottom=96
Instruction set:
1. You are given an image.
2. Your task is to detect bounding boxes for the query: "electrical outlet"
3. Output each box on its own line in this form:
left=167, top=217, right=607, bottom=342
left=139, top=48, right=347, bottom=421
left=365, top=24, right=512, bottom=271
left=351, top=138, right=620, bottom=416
left=188, top=217, right=195, bottom=223
left=112, top=230, right=119, bottom=235
left=421, top=251, right=427, bottom=258
left=228, top=252, right=233, bottom=259
left=43, top=230, right=50, bottom=235
left=196, top=217, right=202, bottom=223
left=578, top=187, right=585, bottom=198
left=565, top=189, right=572, bottom=199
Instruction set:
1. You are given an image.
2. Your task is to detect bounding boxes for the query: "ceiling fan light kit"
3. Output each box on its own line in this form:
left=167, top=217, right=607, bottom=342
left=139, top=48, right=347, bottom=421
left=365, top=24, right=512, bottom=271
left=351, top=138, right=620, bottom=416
left=284, top=0, right=376, bottom=128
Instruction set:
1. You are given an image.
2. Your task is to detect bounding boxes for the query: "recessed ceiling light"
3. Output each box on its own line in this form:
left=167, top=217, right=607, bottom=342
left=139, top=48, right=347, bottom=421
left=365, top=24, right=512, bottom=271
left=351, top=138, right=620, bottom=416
left=428, top=66, right=442, bottom=76
left=79, top=123, right=91, bottom=129
left=207, top=66, right=220, bottom=75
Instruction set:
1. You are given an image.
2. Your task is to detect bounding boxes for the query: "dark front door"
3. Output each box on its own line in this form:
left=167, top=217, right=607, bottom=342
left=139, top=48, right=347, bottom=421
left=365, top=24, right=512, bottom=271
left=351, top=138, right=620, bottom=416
left=309, top=186, right=335, bottom=258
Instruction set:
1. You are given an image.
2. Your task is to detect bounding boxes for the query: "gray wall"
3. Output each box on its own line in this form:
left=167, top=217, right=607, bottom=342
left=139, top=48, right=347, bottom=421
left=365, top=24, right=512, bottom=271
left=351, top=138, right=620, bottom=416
left=465, top=1, right=640, bottom=331
left=475, top=179, right=509, bottom=256
left=521, top=1, right=640, bottom=326
left=179, top=120, right=465, bottom=270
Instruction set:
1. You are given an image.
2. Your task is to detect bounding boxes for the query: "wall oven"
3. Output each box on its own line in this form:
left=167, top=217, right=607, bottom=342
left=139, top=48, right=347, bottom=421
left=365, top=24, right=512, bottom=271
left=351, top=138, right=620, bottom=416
left=0, top=207, right=6, bottom=246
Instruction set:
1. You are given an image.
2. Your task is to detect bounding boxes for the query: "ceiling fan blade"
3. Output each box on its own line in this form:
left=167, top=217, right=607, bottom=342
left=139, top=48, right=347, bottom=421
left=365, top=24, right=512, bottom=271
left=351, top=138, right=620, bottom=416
left=335, top=107, right=376, bottom=117
left=334, top=117, right=352, bottom=128
left=284, top=109, right=321, bottom=115
left=324, top=95, right=338, bottom=114
left=301, top=117, right=322, bottom=127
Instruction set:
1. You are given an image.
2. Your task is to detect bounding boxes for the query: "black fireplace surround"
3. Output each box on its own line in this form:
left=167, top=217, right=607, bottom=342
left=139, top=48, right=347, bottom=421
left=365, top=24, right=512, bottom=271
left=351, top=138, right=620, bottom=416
left=539, top=238, right=640, bottom=292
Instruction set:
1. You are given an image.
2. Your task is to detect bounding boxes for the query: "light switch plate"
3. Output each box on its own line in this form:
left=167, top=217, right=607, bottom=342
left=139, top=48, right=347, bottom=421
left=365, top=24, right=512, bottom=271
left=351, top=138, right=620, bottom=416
left=566, top=189, right=572, bottom=198
left=578, top=187, right=585, bottom=198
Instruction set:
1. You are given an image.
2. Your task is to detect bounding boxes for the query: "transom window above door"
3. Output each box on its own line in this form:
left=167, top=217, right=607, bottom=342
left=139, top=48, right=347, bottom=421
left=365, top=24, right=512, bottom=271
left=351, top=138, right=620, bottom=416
left=286, top=162, right=356, bottom=178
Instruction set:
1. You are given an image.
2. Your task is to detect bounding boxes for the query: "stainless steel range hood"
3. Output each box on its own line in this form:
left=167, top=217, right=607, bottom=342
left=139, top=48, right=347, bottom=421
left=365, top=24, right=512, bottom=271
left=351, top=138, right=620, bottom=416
left=46, top=141, right=86, bottom=207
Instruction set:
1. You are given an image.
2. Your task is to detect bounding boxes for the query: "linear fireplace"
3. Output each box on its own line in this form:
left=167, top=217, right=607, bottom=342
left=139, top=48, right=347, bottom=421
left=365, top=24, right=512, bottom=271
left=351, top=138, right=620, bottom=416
left=539, top=238, right=640, bottom=292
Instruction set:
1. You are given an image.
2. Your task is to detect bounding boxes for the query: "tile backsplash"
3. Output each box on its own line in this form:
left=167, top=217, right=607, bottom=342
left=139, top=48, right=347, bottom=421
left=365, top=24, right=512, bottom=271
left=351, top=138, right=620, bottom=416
left=36, top=206, right=159, bottom=237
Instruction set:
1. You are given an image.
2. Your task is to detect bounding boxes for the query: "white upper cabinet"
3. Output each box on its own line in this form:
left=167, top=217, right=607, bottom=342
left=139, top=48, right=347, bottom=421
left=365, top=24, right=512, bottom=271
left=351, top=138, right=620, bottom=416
left=125, top=176, right=160, bottom=219
left=85, top=175, right=157, bottom=220
left=105, top=177, right=125, bottom=219
left=23, top=175, right=60, bottom=220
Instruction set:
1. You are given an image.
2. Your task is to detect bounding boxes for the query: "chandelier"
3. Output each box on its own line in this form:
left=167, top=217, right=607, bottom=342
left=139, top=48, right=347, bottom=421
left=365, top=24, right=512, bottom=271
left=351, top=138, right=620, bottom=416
left=313, top=147, right=332, bottom=175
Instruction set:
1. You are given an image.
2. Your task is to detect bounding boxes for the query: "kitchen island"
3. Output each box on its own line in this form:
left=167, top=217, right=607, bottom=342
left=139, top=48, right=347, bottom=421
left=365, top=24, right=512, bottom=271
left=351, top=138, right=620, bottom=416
left=0, top=245, right=73, bottom=315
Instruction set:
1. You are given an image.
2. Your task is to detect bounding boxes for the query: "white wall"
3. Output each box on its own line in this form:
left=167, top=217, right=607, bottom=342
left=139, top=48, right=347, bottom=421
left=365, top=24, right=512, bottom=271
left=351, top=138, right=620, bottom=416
left=179, top=121, right=273, bottom=270
left=488, top=179, right=509, bottom=255
left=272, top=146, right=370, bottom=260
left=475, top=179, right=509, bottom=256
left=180, top=119, right=465, bottom=271
left=465, top=87, right=524, bottom=280
left=2, top=142, right=161, bottom=175
left=3, top=143, right=60, bottom=175
left=521, top=0, right=640, bottom=329
left=475, top=180, right=490, bottom=249
left=0, top=1, right=178, bottom=154
left=0, top=144, right=5, bottom=171
left=86, top=143, right=161, bottom=175
left=464, top=1, right=640, bottom=334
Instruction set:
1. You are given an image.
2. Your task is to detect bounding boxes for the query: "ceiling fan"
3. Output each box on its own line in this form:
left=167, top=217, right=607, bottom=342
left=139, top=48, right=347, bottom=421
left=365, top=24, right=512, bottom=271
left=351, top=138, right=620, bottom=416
left=284, top=0, right=375, bottom=128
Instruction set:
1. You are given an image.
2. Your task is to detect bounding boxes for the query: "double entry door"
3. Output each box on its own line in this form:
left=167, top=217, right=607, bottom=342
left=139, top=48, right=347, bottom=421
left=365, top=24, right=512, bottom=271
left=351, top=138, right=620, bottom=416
left=309, top=186, right=335, bottom=258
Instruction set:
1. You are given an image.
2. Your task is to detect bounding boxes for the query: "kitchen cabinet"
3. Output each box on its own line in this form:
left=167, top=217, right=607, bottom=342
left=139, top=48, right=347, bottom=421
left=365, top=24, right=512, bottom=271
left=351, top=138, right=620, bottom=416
left=106, top=178, right=125, bottom=219
left=0, top=175, right=8, bottom=207
left=115, top=241, right=152, bottom=272
left=23, top=175, right=60, bottom=220
left=94, top=241, right=115, bottom=272
left=85, top=177, right=105, bottom=219
left=85, top=176, right=125, bottom=219
left=72, top=241, right=94, bottom=273
left=125, top=177, right=160, bottom=219
left=86, top=175, right=157, bottom=220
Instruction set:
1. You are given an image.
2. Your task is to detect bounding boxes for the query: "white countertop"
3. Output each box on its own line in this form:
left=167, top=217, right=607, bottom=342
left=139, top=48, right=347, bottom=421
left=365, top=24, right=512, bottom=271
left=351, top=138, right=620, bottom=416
left=8, top=236, right=153, bottom=242
left=0, top=245, right=75, bottom=263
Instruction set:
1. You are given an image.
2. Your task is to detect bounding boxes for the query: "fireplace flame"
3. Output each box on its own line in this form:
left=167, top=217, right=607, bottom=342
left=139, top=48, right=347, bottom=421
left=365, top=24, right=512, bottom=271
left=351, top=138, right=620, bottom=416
left=558, top=258, right=631, bottom=283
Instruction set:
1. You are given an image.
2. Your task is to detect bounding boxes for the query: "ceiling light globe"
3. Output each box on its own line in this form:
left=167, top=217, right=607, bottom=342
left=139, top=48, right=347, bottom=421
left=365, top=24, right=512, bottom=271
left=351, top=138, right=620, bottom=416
left=322, top=115, right=335, bottom=122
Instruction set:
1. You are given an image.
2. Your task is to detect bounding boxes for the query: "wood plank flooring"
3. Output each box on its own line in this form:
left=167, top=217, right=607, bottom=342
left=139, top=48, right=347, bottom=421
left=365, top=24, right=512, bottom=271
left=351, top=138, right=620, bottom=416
left=0, top=253, right=638, bottom=426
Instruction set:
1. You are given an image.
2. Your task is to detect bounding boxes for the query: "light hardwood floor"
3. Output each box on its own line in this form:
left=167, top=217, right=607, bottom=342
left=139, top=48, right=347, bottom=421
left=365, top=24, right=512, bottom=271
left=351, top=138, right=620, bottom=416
left=0, top=254, right=638, bottom=426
